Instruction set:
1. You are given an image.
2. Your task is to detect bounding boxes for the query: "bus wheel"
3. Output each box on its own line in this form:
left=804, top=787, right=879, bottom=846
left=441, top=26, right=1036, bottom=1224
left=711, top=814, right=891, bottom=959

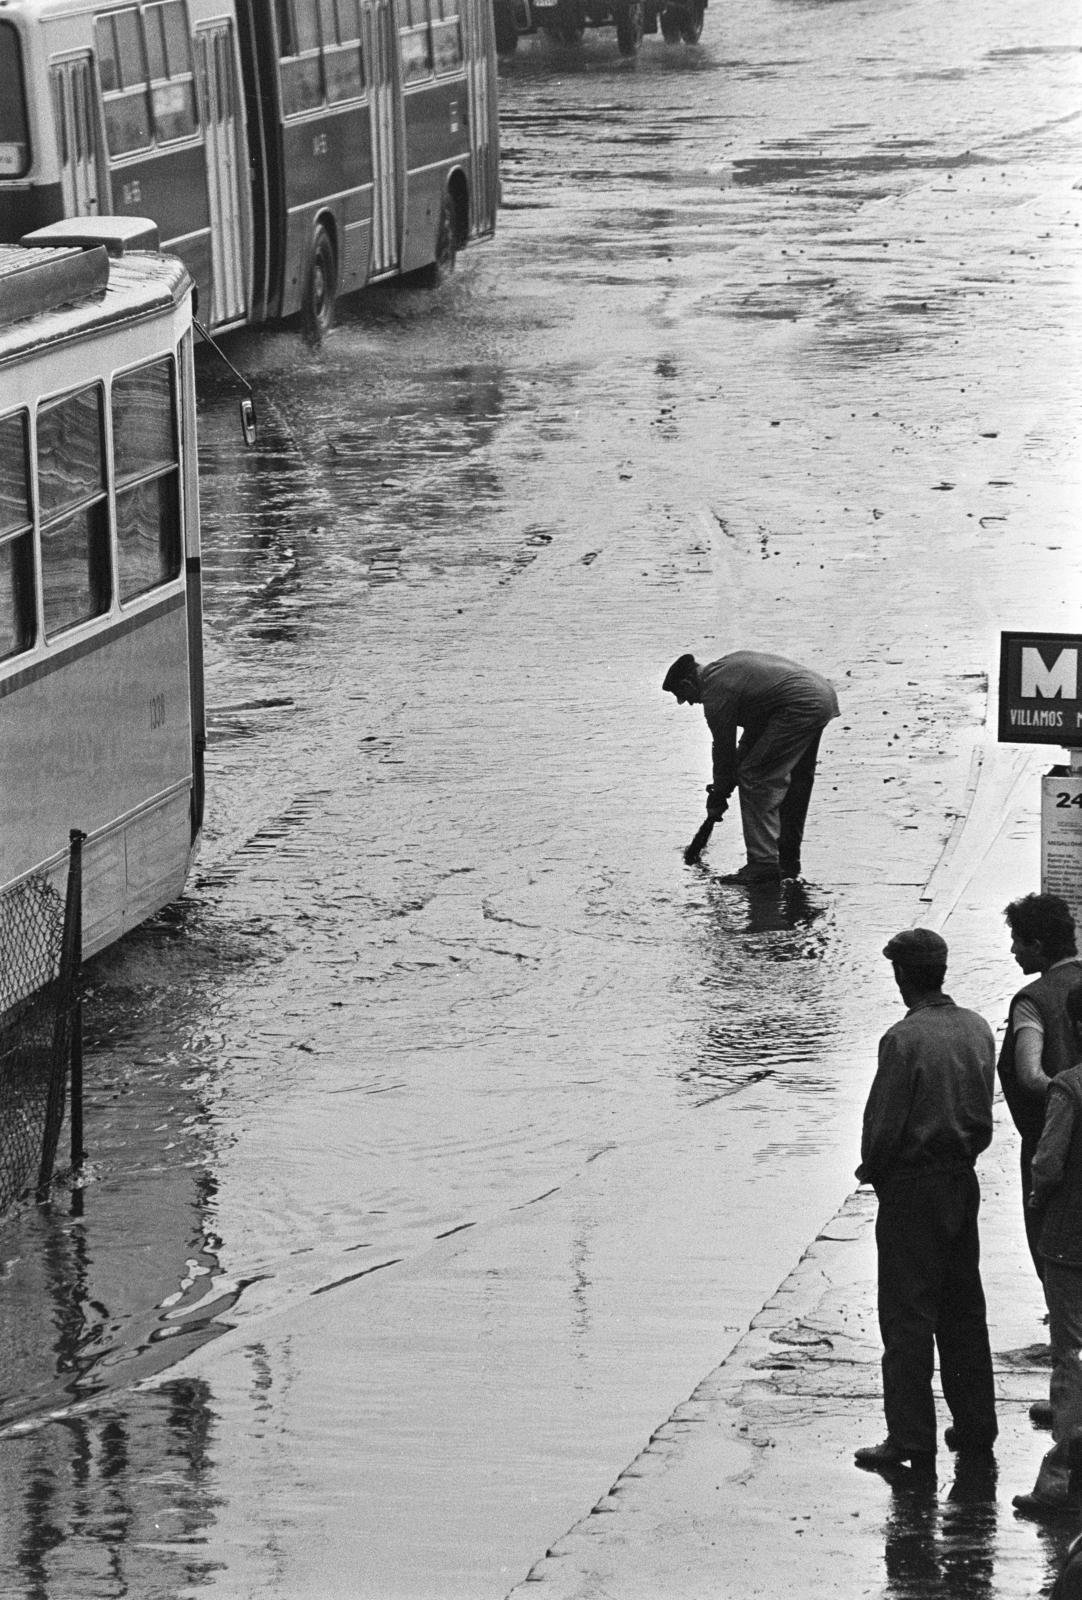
left=302, top=224, right=337, bottom=342
left=418, top=191, right=457, bottom=287
left=659, top=6, right=682, bottom=40
left=616, top=0, right=644, bottom=54
left=680, top=0, right=704, bottom=40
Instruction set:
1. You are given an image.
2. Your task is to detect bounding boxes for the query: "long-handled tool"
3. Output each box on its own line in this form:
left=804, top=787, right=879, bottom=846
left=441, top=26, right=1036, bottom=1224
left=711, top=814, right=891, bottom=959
left=683, top=815, right=715, bottom=865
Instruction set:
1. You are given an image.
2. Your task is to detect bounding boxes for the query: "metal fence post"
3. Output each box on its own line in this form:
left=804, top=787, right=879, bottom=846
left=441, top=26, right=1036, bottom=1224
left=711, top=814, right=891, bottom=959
left=37, top=831, right=84, bottom=1199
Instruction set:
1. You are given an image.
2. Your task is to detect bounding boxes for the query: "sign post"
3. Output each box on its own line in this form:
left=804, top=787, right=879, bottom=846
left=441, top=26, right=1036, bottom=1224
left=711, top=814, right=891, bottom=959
left=999, top=632, right=1082, bottom=929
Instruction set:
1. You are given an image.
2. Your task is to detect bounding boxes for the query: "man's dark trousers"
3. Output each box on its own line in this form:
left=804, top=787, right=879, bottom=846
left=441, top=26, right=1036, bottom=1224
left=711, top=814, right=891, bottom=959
left=876, top=1165, right=998, bottom=1454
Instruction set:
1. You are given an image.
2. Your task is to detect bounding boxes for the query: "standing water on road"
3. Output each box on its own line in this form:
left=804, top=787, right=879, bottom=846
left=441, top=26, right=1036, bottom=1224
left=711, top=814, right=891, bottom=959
left=0, top=0, right=1079, bottom=1594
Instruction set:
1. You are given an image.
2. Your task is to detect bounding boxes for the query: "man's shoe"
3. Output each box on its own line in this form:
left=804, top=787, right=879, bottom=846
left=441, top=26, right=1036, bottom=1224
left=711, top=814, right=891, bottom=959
left=855, top=1439, right=935, bottom=1473
left=944, top=1426, right=995, bottom=1455
left=1012, top=1489, right=1075, bottom=1519
left=717, top=863, right=781, bottom=886
left=1030, top=1401, right=1054, bottom=1429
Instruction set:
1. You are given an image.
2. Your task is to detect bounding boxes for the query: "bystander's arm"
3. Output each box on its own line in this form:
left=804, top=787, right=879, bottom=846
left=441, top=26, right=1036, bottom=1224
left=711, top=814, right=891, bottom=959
left=1015, top=1024, right=1050, bottom=1097
left=705, top=708, right=739, bottom=806
left=1030, top=1080, right=1073, bottom=1208
left=856, top=1034, right=909, bottom=1188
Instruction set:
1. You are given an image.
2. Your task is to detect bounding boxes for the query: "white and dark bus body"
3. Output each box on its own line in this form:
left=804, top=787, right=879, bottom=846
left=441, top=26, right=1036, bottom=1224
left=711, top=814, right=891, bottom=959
left=0, top=0, right=499, bottom=334
left=0, top=218, right=204, bottom=963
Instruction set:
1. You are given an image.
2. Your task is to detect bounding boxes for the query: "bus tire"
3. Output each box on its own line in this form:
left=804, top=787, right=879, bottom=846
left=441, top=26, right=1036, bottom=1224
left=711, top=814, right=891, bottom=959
left=680, top=0, right=704, bottom=40
left=417, top=191, right=457, bottom=287
left=302, top=223, right=337, bottom=343
left=659, top=6, right=682, bottom=40
left=615, top=0, right=644, bottom=55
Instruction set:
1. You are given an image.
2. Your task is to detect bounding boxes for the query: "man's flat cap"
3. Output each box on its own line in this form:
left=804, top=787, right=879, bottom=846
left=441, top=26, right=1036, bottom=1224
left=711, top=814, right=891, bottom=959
left=662, top=653, right=697, bottom=693
left=882, top=928, right=948, bottom=964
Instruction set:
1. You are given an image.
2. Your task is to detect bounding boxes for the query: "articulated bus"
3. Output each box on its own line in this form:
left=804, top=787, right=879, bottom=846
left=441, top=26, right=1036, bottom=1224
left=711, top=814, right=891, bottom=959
left=0, top=0, right=499, bottom=334
left=0, top=217, right=204, bottom=967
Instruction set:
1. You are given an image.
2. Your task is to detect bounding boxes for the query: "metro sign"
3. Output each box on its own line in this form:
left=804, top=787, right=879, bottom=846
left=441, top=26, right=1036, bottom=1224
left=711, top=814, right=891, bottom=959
left=999, top=632, right=1082, bottom=746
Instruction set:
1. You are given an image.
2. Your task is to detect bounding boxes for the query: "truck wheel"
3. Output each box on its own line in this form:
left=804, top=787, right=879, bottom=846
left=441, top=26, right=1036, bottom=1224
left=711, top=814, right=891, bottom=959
left=680, top=0, right=704, bottom=41
left=545, top=1, right=584, bottom=42
left=660, top=6, right=682, bottom=40
left=302, top=223, right=336, bottom=343
left=616, top=0, right=644, bottom=53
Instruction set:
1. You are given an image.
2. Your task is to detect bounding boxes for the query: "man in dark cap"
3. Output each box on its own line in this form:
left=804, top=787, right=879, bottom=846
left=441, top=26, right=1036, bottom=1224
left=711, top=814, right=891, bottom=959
left=661, top=649, right=839, bottom=883
left=854, top=928, right=998, bottom=1473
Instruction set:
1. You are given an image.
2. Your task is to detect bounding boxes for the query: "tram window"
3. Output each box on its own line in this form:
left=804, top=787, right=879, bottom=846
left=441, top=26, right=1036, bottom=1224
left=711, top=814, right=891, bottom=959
left=0, top=410, right=34, bottom=660
left=145, top=2, right=198, bottom=140
left=431, top=16, right=462, bottom=71
left=0, top=411, right=30, bottom=539
left=321, top=0, right=364, bottom=102
left=96, top=11, right=152, bottom=153
left=38, top=387, right=104, bottom=517
left=115, top=477, right=180, bottom=599
left=38, top=386, right=111, bottom=637
left=113, top=359, right=181, bottom=601
left=399, top=27, right=432, bottom=82
left=0, top=23, right=30, bottom=179
left=278, top=0, right=324, bottom=115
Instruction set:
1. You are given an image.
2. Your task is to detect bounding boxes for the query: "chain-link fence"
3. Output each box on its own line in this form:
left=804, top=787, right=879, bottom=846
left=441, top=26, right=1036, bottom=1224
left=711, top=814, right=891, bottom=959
left=0, top=834, right=83, bottom=1217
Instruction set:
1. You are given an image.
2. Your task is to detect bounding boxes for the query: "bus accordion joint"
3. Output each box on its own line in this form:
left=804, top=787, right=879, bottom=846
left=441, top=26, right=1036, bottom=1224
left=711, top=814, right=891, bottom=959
left=193, top=316, right=258, bottom=446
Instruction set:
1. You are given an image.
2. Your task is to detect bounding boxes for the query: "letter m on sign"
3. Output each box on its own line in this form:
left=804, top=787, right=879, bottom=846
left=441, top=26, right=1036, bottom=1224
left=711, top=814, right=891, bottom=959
left=1022, top=647, right=1078, bottom=700
left=1000, top=632, right=1082, bottom=746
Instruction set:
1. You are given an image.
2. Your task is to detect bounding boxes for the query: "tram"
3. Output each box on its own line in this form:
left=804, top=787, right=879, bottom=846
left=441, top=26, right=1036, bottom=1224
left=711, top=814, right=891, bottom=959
left=0, top=0, right=499, bottom=335
left=0, top=217, right=204, bottom=961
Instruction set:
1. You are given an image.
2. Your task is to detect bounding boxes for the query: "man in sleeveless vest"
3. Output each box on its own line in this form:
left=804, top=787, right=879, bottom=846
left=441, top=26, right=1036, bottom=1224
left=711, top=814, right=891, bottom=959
left=1013, top=984, right=1082, bottom=1517
left=854, top=928, right=998, bottom=1473
left=997, top=895, right=1082, bottom=1264
left=997, top=893, right=1082, bottom=1428
left=661, top=649, right=840, bottom=884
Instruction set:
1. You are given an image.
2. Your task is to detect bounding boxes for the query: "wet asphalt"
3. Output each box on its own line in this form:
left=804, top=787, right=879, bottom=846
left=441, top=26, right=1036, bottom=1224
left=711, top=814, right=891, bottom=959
left=0, top=0, right=1080, bottom=1594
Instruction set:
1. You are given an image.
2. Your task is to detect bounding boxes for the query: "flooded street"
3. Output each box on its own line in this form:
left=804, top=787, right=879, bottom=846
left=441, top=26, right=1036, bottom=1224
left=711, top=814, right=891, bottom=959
left=0, top=0, right=1080, bottom=1593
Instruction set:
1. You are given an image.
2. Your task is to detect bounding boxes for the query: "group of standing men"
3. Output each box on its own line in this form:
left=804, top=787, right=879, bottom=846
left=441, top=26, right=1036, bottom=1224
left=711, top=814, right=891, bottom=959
left=854, top=895, right=1082, bottom=1522
left=662, top=646, right=1082, bottom=1526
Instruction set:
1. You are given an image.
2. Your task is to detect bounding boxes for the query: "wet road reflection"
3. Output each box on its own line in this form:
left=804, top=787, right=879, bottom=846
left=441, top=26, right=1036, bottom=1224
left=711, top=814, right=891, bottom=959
left=0, top=1382, right=219, bottom=1596
left=881, top=1460, right=999, bottom=1598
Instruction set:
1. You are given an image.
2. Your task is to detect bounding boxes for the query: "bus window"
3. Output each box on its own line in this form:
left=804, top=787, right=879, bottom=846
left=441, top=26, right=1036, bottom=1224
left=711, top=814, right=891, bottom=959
left=320, top=0, right=364, bottom=103
left=0, top=411, right=35, bottom=660
left=399, top=0, right=432, bottom=83
left=430, top=0, right=463, bottom=74
left=0, top=24, right=29, bottom=179
left=277, top=0, right=324, bottom=115
left=112, top=359, right=182, bottom=601
left=144, top=2, right=198, bottom=142
left=96, top=10, right=152, bottom=154
left=37, top=386, right=112, bottom=637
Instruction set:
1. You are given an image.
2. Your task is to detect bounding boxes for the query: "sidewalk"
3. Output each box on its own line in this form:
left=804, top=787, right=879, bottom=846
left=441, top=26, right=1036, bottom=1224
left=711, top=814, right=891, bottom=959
left=511, top=743, right=1078, bottom=1600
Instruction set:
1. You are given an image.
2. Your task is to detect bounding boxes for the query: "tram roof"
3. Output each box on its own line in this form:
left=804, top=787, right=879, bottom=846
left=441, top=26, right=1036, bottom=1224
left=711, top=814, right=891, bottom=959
left=0, top=236, right=191, bottom=366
